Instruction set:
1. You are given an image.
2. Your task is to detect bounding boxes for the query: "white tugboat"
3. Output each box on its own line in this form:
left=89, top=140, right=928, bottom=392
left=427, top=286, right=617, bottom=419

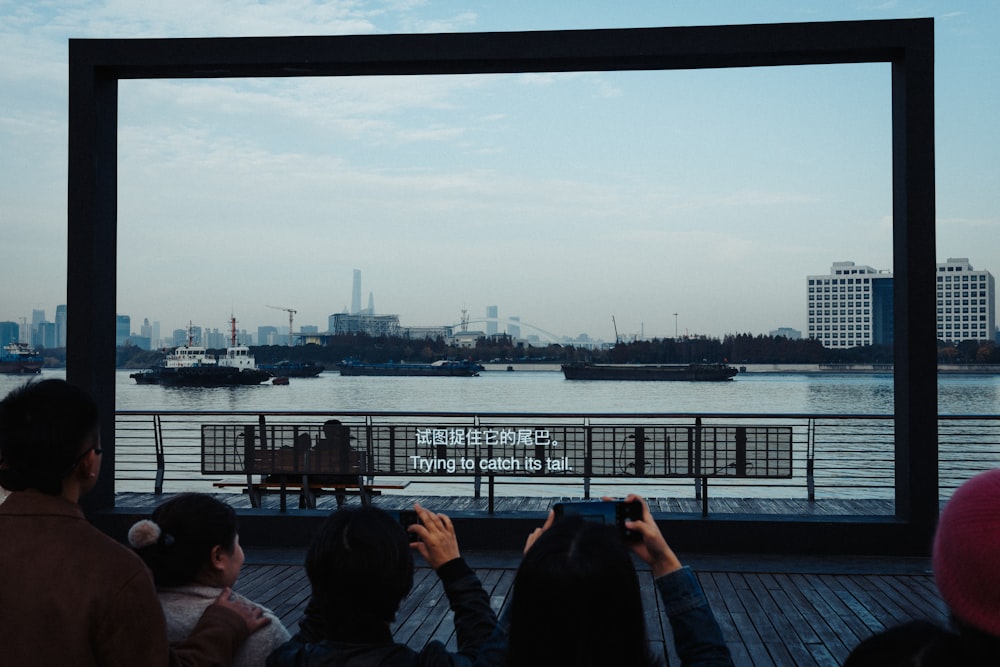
left=131, top=318, right=271, bottom=386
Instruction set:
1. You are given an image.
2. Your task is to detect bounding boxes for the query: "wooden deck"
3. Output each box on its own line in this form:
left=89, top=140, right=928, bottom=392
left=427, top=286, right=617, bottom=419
left=237, top=547, right=944, bottom=667
left=114, top=490, right=899, bottom=517
left=113, top=491, right=947, bottom=665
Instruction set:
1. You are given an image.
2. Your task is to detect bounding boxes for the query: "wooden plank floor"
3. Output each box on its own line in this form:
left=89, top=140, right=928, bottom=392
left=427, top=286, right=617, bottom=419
left=115, top=491, right=899, bottom=517
left=112, top=492, right=946, bottom=665
left=235, top=550, right=945, bottom=667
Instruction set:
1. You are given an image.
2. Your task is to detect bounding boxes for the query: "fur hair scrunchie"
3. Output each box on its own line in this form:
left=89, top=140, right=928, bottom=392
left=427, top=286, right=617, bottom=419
left=128, top=519, right=173, bottom=549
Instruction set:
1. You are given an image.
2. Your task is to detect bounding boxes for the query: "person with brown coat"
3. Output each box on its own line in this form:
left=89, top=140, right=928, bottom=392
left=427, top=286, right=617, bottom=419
left=0, top=378, right=269, bottom=666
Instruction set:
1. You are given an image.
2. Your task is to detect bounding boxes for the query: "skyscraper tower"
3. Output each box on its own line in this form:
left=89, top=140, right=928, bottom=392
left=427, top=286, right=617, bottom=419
left=486, top=305, right=498, bottom=335
left=351, top=269, right=362, bottom=315
left=508, top=316, right=521, bottom=339
left=31, top=309, right=45, bottom=344
left=55, top=305, right=67, bottom=348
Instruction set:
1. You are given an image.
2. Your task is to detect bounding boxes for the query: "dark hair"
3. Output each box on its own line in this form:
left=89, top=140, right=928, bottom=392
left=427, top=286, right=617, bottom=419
left=133, top=493, right=238, bottom=587
left=844, top=618, right=1000, bottom=666
left=304, top=506, right=414, bottom=640
left=0, top=379, right=99, bottom=495
left=506, top=517, right=655, bottom=667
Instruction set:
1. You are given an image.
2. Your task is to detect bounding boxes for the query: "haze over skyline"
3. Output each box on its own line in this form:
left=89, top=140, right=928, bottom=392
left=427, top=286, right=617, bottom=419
left=2, top=2, right=999, bottom=342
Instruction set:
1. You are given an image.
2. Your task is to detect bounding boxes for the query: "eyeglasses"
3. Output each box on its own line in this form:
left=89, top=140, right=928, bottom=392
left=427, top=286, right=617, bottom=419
left=68, top=446, right=103, bottom=470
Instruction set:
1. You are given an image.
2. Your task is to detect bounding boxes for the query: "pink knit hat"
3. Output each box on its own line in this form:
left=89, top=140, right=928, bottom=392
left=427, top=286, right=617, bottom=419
left=933, top=469, right=1000, bottom=636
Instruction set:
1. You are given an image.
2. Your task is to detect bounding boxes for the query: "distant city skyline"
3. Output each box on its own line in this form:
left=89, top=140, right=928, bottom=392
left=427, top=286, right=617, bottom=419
left=7, top=253, right=997, bottom=349
left=3, top=289, right=796, bottom=349
left=3, top=3, right=1000, bottom=341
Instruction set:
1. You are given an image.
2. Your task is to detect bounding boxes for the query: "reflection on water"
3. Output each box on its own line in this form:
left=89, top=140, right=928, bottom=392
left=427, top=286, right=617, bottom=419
left=133, top=371, right=998, bottom=416
left=0, top=369, right=996, bottom=415
left=938, top=374, right=1000, bottom=415
left=803, top=374, right=896, bottom=414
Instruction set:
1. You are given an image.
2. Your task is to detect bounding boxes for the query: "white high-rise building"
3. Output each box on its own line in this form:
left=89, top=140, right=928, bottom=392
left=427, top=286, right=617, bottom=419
left=936, top=258, right=996, bottom=344
left=808, top=258, right=996, bottom=349
left=806, top=262, right=894, bottom=349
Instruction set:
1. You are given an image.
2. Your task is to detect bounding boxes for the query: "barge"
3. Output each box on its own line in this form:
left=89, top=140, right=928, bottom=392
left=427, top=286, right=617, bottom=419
left=561, top=362, right=738, bottom=381
left=337, top=359, right=483, bottom=377
left=0, top=342, right=43, bottom=374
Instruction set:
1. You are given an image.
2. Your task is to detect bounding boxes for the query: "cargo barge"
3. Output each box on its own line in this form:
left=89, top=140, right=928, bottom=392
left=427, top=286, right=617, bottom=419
left=337, top=359, right=483, bottom=377
left=561, top=362, right=738, bottom=381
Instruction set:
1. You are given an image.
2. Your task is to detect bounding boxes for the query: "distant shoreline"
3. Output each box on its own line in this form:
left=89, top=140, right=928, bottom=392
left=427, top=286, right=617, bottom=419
left=24, top=361, right=1000, bottom=375
left=739, top=363, right=1000, bottom=374
left=480, top=363, right=1000, bottom=375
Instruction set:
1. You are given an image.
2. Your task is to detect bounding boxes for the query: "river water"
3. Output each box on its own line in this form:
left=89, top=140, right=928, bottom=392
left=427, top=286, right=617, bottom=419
left=1, top=366, right=997, bottom=415
left=1, top=368, right=997, bottom=500
left=112, top=367, right=996, bottom=415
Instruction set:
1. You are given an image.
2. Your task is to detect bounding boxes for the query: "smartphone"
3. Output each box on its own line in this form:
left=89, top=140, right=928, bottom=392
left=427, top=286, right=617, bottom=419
left=552, top=500, right=643, bottom=542
left=398, top=509, right=421, bottom=542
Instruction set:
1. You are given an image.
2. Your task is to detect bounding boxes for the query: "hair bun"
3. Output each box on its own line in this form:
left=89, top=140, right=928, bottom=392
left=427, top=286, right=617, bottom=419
left=128, top=519, right=163, bottom=549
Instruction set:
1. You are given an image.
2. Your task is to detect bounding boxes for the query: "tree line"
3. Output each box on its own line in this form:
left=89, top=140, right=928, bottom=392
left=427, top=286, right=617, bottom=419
left=105, top=332, right=1000, bottom=368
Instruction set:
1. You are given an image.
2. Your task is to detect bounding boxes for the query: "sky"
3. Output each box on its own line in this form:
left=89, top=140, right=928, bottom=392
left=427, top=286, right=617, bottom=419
left=2, top=1, right=999, bottom=344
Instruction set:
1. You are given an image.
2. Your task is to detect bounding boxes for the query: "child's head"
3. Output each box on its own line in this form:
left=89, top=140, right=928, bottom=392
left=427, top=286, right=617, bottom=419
left=129, top=493, right=242, bottom=588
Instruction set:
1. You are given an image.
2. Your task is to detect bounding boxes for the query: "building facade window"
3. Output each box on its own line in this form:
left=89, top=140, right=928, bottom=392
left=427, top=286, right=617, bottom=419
left=810, top=258, right=995, bottom=348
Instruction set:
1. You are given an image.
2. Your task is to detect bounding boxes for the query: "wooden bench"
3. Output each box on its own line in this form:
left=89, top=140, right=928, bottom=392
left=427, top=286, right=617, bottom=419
left=201, top=418, right=408, bottom=511
left=209, top=480, right=409, bottom=511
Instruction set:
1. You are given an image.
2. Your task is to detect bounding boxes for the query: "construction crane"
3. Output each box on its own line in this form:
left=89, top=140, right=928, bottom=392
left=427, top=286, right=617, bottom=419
left=265, top=305, right=297, bottom=346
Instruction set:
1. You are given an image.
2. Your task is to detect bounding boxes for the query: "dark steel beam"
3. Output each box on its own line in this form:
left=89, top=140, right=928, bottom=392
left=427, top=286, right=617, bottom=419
left=67, top=45, right=119, bottom=511
left=891, top=22, right=937, bottom=545
left=68, top=19, right=938, bottom=554
left=70, top=20, right=921, bottom=80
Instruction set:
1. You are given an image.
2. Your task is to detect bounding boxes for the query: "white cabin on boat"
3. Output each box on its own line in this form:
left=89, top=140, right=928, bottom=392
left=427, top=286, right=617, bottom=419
left=165, top=345, right=216, bottom=368
left=218, top=345, right=258, bottom=370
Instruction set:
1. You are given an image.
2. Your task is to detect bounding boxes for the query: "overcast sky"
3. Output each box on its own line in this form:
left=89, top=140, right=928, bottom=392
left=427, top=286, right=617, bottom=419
left=2, top=1, right=998, bottom=343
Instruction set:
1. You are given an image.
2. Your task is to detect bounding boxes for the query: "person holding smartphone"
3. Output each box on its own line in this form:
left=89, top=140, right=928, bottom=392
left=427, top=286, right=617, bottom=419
left=267, top=502, right=503, bottom=666
left=507, top=494, right=733, bottom=667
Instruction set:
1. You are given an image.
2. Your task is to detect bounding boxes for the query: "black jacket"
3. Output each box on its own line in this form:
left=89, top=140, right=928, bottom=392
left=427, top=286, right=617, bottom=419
left=267, top=558, right=502, bottom=667
left=844, top=619, right=1000, bottom=666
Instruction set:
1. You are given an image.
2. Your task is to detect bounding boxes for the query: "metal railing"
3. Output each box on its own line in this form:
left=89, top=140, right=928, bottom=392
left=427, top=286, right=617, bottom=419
left=112, top=411, right=1000, bottom=513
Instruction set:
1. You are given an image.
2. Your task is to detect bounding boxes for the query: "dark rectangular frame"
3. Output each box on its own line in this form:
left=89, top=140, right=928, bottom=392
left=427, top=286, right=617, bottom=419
left=68, top=19, right=937, bottom=552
